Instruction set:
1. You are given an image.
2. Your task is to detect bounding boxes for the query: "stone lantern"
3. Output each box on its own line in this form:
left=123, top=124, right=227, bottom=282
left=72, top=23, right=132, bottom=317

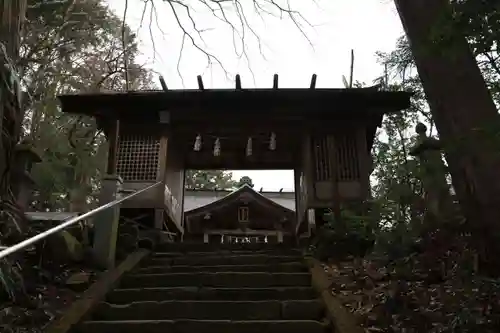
left=409, top=123, right=454, bottom=223
left=11, top=140, right=41, bottom=210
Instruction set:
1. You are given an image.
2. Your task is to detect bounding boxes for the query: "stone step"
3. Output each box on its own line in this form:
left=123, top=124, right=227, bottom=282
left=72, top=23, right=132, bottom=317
left=93, top=300, right=324, bottom=321
left=137, top=262, right=308, bottom=274
left=120, top=272, right=311, bottom=288
left=106, top=287, right=318, bottom=303
left=77, top=319, right=329, bottom=333
left=154, top=243, right=297, bottom=253
left=146, top=254, right=303, bottom=266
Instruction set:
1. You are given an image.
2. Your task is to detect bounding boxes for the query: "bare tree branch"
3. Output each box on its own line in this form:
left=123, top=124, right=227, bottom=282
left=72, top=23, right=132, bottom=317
left=132, top=0, right=314, bottom=82
left=122, top=0, right=130, bottom=90
left=166, top=0, right=228, bottom=74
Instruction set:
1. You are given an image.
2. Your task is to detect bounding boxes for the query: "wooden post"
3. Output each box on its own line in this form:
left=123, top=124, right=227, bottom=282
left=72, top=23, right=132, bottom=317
left=293, top=168, right=301, bottom=234
left=356, top=128, right=370, bottom=198
left=197, top=75, right=204, bottom=90
left=310, top=74, right=317, bottom=89
left=106, top=120, right=120, bottom=175
left=327, top=136, right=342, bottom=226
left=93, top=175, right=122, bottom=269
left=235, top=74, right=242, bottom=89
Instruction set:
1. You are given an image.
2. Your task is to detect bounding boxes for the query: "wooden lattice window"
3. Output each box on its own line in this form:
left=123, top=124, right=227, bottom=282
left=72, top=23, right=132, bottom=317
left=116, top=135, right=160, bottom=181
left=312, top=136, right=331, bottom=181
left=312, top=134, right=360, bottom=182
left=336, top=133, right=360, bottom=181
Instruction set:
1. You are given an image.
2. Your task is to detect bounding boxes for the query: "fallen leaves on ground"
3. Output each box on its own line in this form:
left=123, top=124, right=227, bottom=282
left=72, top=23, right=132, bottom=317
left=0, top=266, right=99, bottom=333
left=324, top=231, right=500, bottom=332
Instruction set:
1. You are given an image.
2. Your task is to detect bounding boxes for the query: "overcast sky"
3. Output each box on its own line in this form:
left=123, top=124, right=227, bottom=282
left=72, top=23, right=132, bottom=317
left=106, top=0, right=404, bottom=191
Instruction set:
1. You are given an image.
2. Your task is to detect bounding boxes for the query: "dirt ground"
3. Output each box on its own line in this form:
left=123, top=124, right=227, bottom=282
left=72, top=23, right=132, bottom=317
left=325, top=252, right=500, bottom=332
left=0, top=266, right=99, bottom=333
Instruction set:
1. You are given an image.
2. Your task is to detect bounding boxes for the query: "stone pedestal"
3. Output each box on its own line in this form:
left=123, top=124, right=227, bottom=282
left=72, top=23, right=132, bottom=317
left=93, top=175, right=123, bottom=269
left=203, top=233, right=209, bottom=243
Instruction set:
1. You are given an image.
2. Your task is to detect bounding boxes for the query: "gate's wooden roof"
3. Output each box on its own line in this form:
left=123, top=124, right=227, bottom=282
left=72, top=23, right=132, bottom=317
left=57, top=77, right=411, bottom=168
left=58, top=83, right=411, bottom=120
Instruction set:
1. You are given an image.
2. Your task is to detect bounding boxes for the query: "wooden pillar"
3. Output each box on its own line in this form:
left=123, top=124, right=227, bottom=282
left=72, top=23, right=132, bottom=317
left=106, top=120, right=120, bottom=175
left=327, top=135, right=342, bottom=224
left=296, top=134, right=313, bottom=235
left=356, top=128, right=370, bottom=198
left=93, top=175, right=122, bottom=269
left=162, top=134, right=185, bottom=235
left=293, top=168, right=301, bottom=231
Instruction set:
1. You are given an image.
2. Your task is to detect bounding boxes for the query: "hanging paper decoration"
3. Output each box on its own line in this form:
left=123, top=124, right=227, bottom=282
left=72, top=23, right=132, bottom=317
left=194, top=134, right=202, bottom=151
left=269, top=132, right=276, bottom=150
left=214, top=138, right=221, bottom=156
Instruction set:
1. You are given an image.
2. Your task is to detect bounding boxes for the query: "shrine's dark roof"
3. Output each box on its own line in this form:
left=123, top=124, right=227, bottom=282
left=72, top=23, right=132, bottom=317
left=58, top=85, right=411, bottom=118
left=184, top=184, right=295, bottom=218
left=184, top=188, right=295, bottom=212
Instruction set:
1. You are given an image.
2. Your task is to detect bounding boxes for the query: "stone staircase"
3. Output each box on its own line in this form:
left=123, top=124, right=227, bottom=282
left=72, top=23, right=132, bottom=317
left=75, top=243, right=331, bottom=333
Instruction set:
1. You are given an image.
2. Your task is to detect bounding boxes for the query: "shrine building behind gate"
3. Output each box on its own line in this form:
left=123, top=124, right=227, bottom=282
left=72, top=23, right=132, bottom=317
left=184, top=184, right=296, bottom=244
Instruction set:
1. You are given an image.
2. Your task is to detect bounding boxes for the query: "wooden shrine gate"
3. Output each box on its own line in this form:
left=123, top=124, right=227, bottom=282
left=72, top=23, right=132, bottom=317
left=58, top=75, right=410, bottom=242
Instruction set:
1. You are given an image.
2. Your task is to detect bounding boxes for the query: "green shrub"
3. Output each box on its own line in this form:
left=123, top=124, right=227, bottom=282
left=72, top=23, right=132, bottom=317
left=311, top=208, right=375, bottom=261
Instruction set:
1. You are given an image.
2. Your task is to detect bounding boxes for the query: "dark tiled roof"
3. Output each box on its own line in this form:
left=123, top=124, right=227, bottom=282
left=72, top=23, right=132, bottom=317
left=183, top=186, right=295, bottom=212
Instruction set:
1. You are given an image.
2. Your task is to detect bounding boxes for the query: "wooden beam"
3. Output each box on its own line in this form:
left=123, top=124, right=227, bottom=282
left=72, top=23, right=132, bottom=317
left=204, top=229, right=291, bottom=236
left=170, top=119, right=345, bottom=133
left=273, top=74, right=279, bottom=89
left=184, top=152, right=298, bottom=170
left=174, top=124, right=307, bottom=133
left=197, top=75, right=204, bottom=90
left=159, top=76, right=168, bottom=91
left=235, top=74, right=241, bottom=90
left=310, top=74, right=317, bottom=89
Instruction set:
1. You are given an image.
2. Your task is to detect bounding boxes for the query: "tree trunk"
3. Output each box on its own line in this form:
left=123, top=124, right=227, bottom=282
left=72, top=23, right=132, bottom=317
left=395, top=0, right=500, bottom=269
left=0, top=0, right=27, bottom=197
